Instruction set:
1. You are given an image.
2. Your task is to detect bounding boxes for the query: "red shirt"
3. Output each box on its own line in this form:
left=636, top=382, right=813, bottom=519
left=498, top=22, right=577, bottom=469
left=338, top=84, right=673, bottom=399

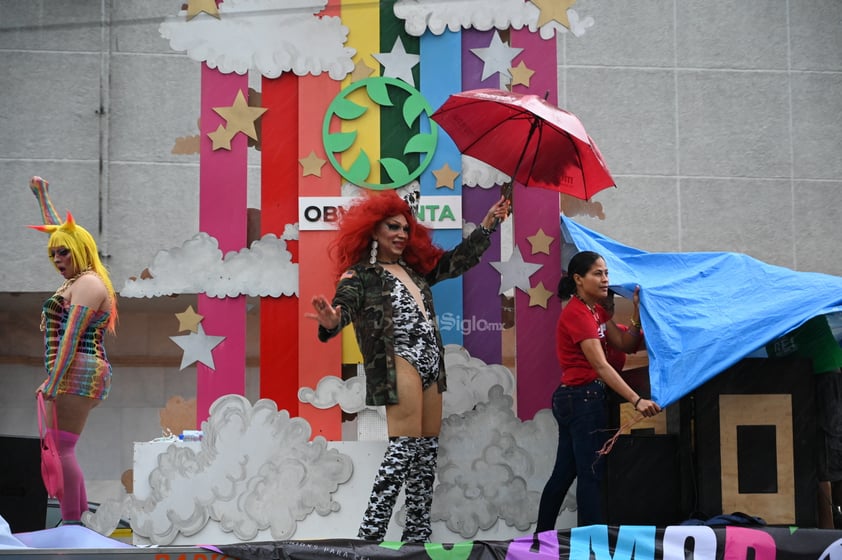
left=556, top=297, right=609, bottom=386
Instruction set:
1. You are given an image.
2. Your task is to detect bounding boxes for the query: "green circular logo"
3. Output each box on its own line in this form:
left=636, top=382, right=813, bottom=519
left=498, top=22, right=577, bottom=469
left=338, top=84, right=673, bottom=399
left=322, top=77, right=438, bottom=190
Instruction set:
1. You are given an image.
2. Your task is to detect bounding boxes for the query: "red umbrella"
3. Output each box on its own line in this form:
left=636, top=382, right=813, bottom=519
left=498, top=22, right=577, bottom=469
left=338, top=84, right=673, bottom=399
left=431, top=88, right=615, bottom=201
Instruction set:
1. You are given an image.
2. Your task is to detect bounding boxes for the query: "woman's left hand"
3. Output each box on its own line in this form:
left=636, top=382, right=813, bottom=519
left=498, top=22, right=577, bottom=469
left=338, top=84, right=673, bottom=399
left=481, top=196, right=511, bottom=229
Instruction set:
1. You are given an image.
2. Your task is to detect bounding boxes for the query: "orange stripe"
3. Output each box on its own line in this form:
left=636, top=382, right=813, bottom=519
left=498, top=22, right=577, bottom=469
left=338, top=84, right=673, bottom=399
left=298, top=69, right=342, bottom=440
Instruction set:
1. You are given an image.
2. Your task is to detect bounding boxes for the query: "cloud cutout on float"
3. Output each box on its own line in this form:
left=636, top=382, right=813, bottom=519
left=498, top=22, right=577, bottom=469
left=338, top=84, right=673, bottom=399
left=298, top=375, right=367, bottom=413
left=431, top=385, right=564, bottom=537
left=441, top=345, right=515, bottom=416
left=106, top=357, right=567, bottom=541
left=296, top=345, right=514, bottom=417
left=120, top=227, right=298, bottom=298
left=159, top=0, right=356, bottom=79
left=462, top=155, right=511, bottom=189
left=393, top=0, right=594, bottom=40
left=129, top=395, right=354, bottom=545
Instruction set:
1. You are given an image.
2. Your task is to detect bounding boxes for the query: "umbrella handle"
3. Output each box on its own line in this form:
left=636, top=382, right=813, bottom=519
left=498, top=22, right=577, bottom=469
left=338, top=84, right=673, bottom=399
left=490, top=182, right=514, bottom=230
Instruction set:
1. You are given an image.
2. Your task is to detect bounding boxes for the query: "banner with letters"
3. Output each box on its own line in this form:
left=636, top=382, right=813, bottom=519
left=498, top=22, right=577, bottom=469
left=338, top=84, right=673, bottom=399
left=217, top=526, right=842, bottom=560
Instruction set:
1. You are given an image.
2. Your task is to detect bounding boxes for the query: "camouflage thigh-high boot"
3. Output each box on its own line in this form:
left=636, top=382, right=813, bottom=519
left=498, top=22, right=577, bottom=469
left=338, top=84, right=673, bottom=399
left=358, top=436, right=418, bottom=540
left=401, top=436, right=439, bottom=543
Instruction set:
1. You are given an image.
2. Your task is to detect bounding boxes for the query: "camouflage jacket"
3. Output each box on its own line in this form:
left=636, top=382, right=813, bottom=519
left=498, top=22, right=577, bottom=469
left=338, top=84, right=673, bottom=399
left=318, top=227, right=492, bottom=406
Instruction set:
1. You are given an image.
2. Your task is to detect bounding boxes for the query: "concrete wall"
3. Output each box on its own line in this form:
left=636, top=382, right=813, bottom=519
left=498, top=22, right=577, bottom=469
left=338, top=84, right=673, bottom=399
left=0, top=0, right=839, bottom=501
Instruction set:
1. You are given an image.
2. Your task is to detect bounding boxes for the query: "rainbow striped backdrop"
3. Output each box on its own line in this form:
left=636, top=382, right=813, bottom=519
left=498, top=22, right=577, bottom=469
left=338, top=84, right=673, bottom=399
left=196, top=0, right=563, bottom=438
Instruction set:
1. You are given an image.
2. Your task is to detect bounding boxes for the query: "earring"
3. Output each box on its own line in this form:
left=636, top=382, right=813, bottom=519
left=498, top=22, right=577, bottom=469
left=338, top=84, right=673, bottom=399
left=369, top=239, right=378, bottom=264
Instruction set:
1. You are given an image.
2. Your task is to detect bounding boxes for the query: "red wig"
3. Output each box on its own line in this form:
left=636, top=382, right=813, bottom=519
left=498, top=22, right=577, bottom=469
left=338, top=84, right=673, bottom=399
left=329, top=190, right=445, bottom=278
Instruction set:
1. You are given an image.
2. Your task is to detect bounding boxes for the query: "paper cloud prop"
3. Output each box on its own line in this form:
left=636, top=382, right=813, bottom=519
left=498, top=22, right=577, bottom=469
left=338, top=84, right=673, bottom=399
left=394, top=0, right=593, bottom=40
left=120, top=231, right=298, bottom=298
left=433, top=385, right=559, bottom=537
left=394, top=0, right=537, bottom=37
left=159, top=0, right=355, bottom=79
left=129, top=395, right=353, bottom=545
left=298, top=375, right=367, bottom=413
left=441, top=345, right=515, bottom=417
left=462, top=155, right=511, bottom=189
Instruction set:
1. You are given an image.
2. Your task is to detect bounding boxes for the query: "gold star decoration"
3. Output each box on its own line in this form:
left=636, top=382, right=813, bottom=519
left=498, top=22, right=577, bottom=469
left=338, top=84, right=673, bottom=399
left=207, top=124, right=236, bottom=151
left=212, top=90, right=267, bottom=142
left=527, top=228, right=555, bottom=255
left=175, top=305, right=204, bottom=333
left=350, top=59, right=375, bottom=83
left=186, top=0, right=220, bottom=21
left=530, top=0, right=577, bottom=29
left=299, top=151, right=327, bottom=177
left=528, top=281, right=555, bottom=308
left=510, top=61, right=535, bottom=88
left=432, top=163, right=460, bottom=189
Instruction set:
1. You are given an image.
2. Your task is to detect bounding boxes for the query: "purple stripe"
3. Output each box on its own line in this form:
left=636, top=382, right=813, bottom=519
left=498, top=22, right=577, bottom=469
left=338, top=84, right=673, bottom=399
left=461, top=29, right=503, bottom=365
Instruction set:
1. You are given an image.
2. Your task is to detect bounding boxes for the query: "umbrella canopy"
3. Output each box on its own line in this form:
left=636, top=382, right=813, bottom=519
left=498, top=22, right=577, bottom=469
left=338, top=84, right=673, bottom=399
left=431, top=88, right=615, bottom=200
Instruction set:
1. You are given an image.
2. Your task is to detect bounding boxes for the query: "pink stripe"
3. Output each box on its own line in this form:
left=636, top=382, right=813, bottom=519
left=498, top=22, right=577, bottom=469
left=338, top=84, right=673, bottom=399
left=510, top=29, right=561, bottom=421
left=196, top=65, right=248, bottom=423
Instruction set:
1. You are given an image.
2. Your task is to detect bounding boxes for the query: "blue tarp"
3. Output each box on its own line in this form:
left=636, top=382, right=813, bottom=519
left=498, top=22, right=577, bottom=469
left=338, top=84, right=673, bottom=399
left=561, top=217, right=842, bottom=407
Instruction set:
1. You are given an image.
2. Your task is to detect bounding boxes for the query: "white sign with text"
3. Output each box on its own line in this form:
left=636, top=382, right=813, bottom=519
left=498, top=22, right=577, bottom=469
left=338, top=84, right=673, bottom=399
left=299, top=196, right=463, bottom=231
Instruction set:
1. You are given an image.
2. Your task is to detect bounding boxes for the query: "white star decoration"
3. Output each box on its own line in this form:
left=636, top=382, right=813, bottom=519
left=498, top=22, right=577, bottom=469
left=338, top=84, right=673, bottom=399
left=490, top=246, right=543, bottom=295
left=470, top=31, right=523, bottom=82
left=169, top=324, right=226, bottom=370
left=373, top=37, right=420, bottom=86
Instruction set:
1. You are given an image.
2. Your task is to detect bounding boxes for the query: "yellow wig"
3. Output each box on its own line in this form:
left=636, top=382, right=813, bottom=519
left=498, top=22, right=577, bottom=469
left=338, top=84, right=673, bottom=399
left=29, top=212, right=118, bottom=331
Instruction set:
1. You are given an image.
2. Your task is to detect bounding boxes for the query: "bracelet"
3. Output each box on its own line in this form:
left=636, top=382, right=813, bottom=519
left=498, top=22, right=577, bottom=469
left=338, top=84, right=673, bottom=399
left=633, top=396, right=642, bottom=409
left=479, top=223, right=496, bottom=236
left=629, top=316, right=641, bottom=329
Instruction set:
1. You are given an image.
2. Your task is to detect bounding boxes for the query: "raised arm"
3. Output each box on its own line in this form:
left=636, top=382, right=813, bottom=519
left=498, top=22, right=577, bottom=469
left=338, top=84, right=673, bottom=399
left=29, top=176, right=62, bottom=225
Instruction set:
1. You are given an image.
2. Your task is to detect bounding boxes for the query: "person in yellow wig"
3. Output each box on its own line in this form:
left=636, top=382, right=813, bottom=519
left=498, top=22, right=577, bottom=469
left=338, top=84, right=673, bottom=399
left=27, top=176, right=118, bottom=526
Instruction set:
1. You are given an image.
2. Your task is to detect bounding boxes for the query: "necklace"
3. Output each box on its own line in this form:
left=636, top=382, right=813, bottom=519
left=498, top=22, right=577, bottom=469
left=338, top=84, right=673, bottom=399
left=40, top=269, right=95, bottom=332
left=574, top=294, right=607, bottom=354
left=376, top=259, right=401, bottom=265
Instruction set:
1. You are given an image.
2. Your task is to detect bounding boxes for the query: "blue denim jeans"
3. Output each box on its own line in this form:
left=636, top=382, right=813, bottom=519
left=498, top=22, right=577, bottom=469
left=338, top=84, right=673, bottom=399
left=536, top=380, right=609, bottom=530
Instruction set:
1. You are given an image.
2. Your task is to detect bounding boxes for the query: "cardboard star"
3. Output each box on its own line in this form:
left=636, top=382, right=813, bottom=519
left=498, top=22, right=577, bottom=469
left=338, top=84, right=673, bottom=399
left=212, top=90, right=267, bottom=141
left=299, top=151, right=327, bottom=177
left=372, top=37, right=420, bottom=86
left=470, top=32, right=523, bottom=81
left=186, top=0, right=220, bottom=21
left=510, top=60, right=535, bottom=88
left=175, top=305, right=204, bottom=333
left=490, top=246, right=543, bottom=294
left=527, top=228, right=555, bottom=255
left=350, top=59, right=375, bottom=83
left=432, top=163, right=460, bottom=189
left=528, top=281, right=555, bottom=308
left=207, top=124, right=235, bottom=151
left=169, top=324, right=225, bottom=370
left=530, top=0, right=577, bottom=29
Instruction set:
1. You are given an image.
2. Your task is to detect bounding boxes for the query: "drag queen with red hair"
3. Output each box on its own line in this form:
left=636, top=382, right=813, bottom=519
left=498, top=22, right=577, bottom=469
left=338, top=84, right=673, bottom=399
left=308, top=189, right=509, bottom=542
left=28, top=176, right=118, bottom=526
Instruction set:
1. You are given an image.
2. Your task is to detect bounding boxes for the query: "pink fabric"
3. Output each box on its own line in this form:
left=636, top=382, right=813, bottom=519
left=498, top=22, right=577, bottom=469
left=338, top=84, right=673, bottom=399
left=55, top=430, right=87, bottom=521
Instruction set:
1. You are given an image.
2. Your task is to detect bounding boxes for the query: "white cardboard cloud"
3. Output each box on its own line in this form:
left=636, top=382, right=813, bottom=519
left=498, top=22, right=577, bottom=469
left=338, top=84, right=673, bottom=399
left=120, top=228, right=298, bottom=298
left=130, top=395, right=353, bottom=545
left=159, top=0, right=355, bottom=79
left=393, top=0, right=593, bottom=40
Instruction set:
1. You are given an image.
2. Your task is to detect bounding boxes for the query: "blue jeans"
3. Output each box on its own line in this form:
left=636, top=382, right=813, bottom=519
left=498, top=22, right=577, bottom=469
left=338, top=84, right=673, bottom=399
left=536, top=380, right=608, bottom=530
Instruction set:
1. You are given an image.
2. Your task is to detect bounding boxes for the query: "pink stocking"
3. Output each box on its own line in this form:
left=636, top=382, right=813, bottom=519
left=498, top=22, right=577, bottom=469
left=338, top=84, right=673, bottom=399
left=55, top=430, right=88, bottom=521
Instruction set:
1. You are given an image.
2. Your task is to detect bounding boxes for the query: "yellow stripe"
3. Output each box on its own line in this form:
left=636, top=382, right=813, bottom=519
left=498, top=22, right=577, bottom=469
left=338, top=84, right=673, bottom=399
left=341, top=0, right=380, bottom=185
left=339, top=0, right=377, bottom=364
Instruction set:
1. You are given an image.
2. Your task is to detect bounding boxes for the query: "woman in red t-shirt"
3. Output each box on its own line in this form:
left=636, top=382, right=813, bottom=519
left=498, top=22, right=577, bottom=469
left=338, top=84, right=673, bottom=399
left=536, top=251, right=660, bottom=530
